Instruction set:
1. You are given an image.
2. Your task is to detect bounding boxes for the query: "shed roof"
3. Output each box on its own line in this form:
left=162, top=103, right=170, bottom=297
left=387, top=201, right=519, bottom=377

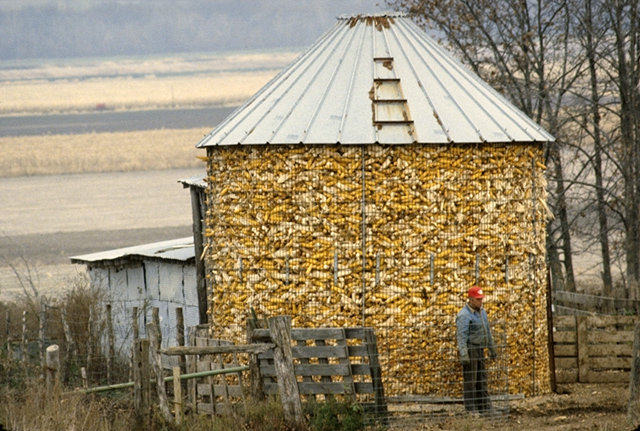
left=70, top=237, right=194, bottom=268
left=197, top=12, right=554, bottom=147
left=178, top=175, right=207, bottom=189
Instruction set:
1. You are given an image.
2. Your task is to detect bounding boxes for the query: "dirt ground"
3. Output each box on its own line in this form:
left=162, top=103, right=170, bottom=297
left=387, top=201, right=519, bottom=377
left=408, top=383, right=631, bottom=431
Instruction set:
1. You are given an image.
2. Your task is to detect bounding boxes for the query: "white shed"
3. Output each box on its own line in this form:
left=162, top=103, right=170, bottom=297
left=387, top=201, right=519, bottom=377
left=70, top=237, right=200, bottom=352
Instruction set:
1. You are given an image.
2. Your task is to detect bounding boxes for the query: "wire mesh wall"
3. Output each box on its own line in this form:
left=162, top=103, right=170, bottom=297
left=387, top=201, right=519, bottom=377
left=204, top=142, right=550, bottom=418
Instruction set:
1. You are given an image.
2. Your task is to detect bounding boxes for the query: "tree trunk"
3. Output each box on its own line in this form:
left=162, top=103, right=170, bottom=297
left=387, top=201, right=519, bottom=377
left=549, top=143, right=576, bottom=292
left=585, top=0, right=613, bottom=296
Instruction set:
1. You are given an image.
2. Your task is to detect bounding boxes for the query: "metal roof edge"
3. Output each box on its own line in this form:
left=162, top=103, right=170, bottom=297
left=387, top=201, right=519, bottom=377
left=70, top=237, right=195, bottom=265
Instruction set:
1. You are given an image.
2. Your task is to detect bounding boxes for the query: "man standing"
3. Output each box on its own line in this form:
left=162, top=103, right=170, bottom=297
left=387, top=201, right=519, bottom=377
left=456, top=286, right=497, bottom=414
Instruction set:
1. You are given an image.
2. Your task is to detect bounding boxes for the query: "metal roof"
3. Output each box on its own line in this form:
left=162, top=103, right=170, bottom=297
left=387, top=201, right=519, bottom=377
left=70, top=237, right=194, bottom=266
left=178, top=175, right=207, bottom=190
left=197, top=12, right=554, bottom=147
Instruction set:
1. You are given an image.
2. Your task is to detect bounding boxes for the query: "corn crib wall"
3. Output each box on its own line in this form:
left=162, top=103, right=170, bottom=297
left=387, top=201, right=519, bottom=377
left=202, top=143, right=550, bottom=397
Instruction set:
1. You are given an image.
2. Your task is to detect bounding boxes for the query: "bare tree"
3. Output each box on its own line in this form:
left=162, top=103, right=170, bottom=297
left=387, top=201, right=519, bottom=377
left=387, top=0, right=583, bottom=292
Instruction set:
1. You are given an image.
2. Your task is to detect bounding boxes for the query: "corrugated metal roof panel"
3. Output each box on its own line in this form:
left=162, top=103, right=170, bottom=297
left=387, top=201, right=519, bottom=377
left=178, top=175, right=207, bottom=189
left=70, top=237, right=194, bottom=265
left=197, top=13, right=553, bottom=147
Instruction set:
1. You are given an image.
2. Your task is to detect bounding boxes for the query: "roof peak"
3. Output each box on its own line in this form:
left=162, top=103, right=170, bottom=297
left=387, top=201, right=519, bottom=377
left=337, top=12, right=408, bottom=20
left=197, top=11, right=554, bottom=147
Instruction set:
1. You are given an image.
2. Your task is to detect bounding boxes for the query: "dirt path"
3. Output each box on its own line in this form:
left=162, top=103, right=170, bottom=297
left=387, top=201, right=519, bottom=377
left=409, top=383, right=630, bottom=431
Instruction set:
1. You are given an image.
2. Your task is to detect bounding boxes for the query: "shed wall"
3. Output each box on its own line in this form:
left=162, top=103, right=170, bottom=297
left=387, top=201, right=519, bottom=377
left=88, top=260, right=200, bottom=353
left=204, top=143, right=549, bottom=396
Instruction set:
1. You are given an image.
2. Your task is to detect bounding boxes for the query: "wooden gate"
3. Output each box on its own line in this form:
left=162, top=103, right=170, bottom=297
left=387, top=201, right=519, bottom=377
left=554, top=315, right=637, bottom=383
left=248, top=324, right=387, bottom=418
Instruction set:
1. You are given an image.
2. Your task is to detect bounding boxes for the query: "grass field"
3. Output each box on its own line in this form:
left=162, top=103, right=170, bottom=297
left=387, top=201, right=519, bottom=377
left=0, top=50, right=298, bottom=176
left=0, top=128, right=210, bottom=177
left=0, top=50, right=298, bottom=115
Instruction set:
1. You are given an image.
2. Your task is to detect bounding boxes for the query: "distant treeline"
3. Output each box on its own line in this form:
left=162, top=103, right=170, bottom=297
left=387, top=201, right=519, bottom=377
left=0, top=0, right=380, bottom=60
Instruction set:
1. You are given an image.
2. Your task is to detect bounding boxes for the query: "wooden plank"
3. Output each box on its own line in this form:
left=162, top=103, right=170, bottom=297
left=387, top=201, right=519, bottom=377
left=588, top=315, right=640, bottom=327
left=553, top=315, right=577, bottom=327
left=197, top=383, right=244, bottom=398
left=555, top=358, right=578, bottom=369
left=291, top=328, right=345, bottom=340
left=577, top=316, right=589, bottom=382
left=365, top=327, right=388, bottom=424
left=296, top=338, right=315, bottom=401
left=264, top=380, right=376, bottom=396
left=268, top=316, right=303, bottom=425
left=291, top=345, right=348, bottom=359
left=297, top=363, right=352, bottom=377
left=589, top=357, right=632, bottom=370
left=553, top=332, right=576, bottom=343
left=197, top=402, right=213, bottom=415
left=159, top=344, right=274, bottom=356
left=133, top=339, right=150, bottom=425
left=336, top=329, right=355, bottom=396
left=354, top=382, right=374, bottom=394
left=630, top=323, right=640, bottom=424
left=586, top=372, right=630, bottom=383
left=297, top=382, right=348, bottom=395
left=173, top=367, right=183, bottom=424
left=554, top=345, right=577, bottom=357
left=148, top=322, right=172, bottom=423
left=589, top=332, right=634, bottom=343
left=589, top=343, right=632, bottom=357
left=314, top=338, right=334, bottom=396
left=344, top=327, right=367, bottom=339
left=351, top=363, right=372, bottom=376
left=252, top=328, right=270, bottom=340
left=347, top=345, right=369, bottom=358
left=555, top=370, right=578, bottom=383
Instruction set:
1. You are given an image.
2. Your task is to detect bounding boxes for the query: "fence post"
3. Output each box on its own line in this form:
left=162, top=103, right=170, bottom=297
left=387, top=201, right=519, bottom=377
left=577, top=316, right=589, bottom=382
left=246, top=319, right=265, bottom=401
left=152, top=307, right=161, bottom=345
left=130, top=306, right=139, bottom=383
left=176, top=308, right=186, bottom=376
left=106, top=303, right=114, bottom=384
left=148, top=322, right=172, bottom=423
left=629, top=323, right=640, bottom=423
left=173, top=367, right=183, bottom=424
left=87, top=307, right=94, bottom=375
left=267, top=316, right=303, bottom=426
left=39, top=298, right=46, bottom=376
left=6, top=309, right=11, bottom=364
left=81, top=367, right=88, bottom=389
left=133, top=338, right=150, bottom=427
left=21, top=310, right=28, bottom=369
left=60, top=307, right=75, bottom=384
left=45, top=344, right=60, bottom=395
left=365, top=328, right=389, bottom=424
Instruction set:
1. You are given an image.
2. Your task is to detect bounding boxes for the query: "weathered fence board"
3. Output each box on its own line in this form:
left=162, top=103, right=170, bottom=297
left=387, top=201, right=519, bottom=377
left=249, top=322, right=388, bottom=424
left=553, top=315, right=637, bottom=383
left=553, top=291, right=640, bottom=315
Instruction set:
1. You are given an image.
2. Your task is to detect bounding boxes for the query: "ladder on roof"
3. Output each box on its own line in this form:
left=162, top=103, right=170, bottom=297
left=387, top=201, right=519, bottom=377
left=372, top=57, right=415, bottom=143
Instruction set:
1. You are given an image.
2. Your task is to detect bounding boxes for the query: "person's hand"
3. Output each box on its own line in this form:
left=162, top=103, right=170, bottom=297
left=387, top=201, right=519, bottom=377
left=461, top=355, right=470, bottom=366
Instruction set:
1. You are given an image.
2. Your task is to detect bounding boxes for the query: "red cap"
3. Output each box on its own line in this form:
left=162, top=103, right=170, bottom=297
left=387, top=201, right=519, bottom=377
left=468, top=286, right=484, bottom=299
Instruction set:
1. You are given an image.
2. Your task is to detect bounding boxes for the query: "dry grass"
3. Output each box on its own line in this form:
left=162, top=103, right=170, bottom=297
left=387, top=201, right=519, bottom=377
left=0, top=51, right=298, bottom=115
left=0, top=127, right=210, bottom=177
left=0, top=72, right=273, bottom=115
left=0, top=51, right=299, bottom=177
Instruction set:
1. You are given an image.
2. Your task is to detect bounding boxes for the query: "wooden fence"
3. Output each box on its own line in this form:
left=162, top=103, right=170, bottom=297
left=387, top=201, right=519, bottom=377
left=553, top=291, right=640, bottom=315
left=248, top=316, right=388, bottom=425
left=553, top=315, right=637, bottom=383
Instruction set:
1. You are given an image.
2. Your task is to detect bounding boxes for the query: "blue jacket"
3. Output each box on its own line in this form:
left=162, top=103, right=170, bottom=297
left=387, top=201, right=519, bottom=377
left=456, top=303, right=496, bottom=361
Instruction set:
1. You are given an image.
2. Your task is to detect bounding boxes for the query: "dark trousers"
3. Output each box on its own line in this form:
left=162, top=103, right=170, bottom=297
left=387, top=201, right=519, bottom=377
left=462, top=347, right=492, bottom=413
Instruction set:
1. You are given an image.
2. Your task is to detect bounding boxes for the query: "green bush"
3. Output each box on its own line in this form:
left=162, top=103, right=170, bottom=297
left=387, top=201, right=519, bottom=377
left=306, top=397, right=365, bottom=431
